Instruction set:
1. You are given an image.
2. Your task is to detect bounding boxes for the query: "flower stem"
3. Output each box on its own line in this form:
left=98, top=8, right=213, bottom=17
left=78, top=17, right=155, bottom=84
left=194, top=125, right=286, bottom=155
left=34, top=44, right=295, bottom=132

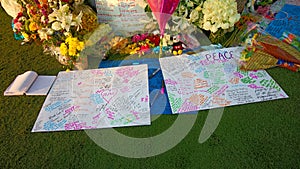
left=159, top=35, right=163, bottom=58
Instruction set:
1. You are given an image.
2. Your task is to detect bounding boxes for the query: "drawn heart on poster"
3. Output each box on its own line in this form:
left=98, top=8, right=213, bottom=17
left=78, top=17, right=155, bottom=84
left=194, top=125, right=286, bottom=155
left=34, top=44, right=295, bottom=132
left=147, top=0, right=180, bottom=36
left=99, top=89, right=118, bottom=103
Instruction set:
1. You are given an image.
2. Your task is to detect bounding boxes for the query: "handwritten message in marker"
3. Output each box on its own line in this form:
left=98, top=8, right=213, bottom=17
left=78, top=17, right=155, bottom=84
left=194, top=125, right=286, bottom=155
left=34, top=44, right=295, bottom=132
left=95, top=0, right=149, bottom=35
left=265, top=4, right=300, bottom=38
left=32, top=65, right=150, bottom=132
left=159, top=47, right=289, bottom=114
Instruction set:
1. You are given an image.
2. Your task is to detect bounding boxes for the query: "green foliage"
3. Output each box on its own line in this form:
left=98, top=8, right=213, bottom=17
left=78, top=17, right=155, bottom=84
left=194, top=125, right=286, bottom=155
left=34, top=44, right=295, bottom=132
left=256, top=0, right=274, bottom=6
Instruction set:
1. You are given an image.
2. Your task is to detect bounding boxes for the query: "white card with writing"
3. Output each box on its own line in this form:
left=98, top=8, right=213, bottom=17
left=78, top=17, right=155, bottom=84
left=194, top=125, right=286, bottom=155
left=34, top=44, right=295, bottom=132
left=95, top=0, right=149, bottom=35
left=32, top=65, right=150, bottom=132
left=159, top=47, right=289, bottom=114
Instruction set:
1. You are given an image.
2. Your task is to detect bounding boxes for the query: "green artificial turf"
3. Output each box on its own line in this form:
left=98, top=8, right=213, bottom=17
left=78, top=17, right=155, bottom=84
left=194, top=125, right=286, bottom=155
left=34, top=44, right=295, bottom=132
left=1, top=6, right=300, bottom=169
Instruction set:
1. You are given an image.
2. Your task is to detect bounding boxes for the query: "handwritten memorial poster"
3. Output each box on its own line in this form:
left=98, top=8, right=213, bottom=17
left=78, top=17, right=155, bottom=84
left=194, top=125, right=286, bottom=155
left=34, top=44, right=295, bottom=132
left=32, top=65, right=150, bottom=132
left=95, top=0, right=149, bottom=35
left=265, top=4, right=300, bottom=38
left=159, top=47, right=289, bottom=114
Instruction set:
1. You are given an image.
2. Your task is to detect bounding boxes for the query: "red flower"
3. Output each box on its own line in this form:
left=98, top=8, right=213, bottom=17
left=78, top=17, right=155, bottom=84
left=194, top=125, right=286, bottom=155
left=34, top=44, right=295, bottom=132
left=148, top=35, right=160, bottom=46
left=13, top=18, right=19, bottom=24
left=140, top=43, right=150, bottom=52
left=17, top=12, right=23, bottom=18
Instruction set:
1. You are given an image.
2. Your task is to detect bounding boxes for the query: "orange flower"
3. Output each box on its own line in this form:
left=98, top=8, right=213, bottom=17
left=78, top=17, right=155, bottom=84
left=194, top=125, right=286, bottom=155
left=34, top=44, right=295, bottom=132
left=39, top=0, right=48, bottom=4
left=29, top=22, right=39, bottom=32
left=30, top=34, right=37, bottom=40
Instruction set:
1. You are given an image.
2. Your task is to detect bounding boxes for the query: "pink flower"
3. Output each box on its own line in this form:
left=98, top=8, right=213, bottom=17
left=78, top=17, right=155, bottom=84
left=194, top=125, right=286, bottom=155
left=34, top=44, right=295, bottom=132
left=132, top=33, right=148, bottom=43
left=132, top=34, right=141, bottom=43
left=14, top=22, right=23, bottom=31
left=256, top=6, right=270, bottom=16
left=140, top=33, right=148, bottom=41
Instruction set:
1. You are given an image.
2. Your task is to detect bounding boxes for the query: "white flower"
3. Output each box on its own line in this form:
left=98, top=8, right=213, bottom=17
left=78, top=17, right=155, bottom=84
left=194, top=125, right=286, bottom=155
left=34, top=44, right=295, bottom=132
left=229, top=13, right=240, bottom=25
left=187, top=1, right=194, bottom=7
left=195, top=5, right=202, bottom=12
left=178, top=5, right=188, bottom=18
left=179, top=5, right=186, bottom=13
left=52, top=21, right=62, bottom=31
left=48, top=4, right=71, bottom=23
left=60, top=4, right=70, bottom=14
left=47, top=28, right=54, bottom=35
left=38, top=28, right=53, bottom=40
left=19, top=16, right=26, bottom=22
left=61, top=14, right=73, bottom=32
left=221, top=23, right=229, bottom=29
left=201, top=0, right=240, bottom=33
left=48, top=3, right=82, bottom=32
left=189, top=10, right=199, bottom=23
left=210, top=25, right=218, bottom=33
left=64, top=32, right=72, bottom=37
left=48, top=12, right=56, bottom=23
left=71, top=11, right=83, bottom=31
left=203, top=21, right=211, bottom=30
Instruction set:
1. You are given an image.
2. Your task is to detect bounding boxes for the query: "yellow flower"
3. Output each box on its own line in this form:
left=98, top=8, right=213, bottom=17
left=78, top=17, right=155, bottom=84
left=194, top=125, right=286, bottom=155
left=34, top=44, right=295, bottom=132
left=60, top=43, right=68, bottom=56
left=61, top=34, right=85, bottom=57
left=68, top=51, right=77, bottom=57
left=21, top=32, right=29, bottom=41
left=68, top=47, right=77, bottom=56
left=29, top=22, right=38, bottom=32
left=77, top=42, right=85, bottom=51
left=129, top=51, right=137, bottom=55
left=65, top=36, right=73, bottom=44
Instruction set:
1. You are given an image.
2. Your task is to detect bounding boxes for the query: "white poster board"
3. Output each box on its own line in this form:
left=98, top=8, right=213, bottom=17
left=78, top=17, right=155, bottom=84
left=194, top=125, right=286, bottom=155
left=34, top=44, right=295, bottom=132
left=32, top=65, right=150, bottom=132
left=95, top=0, right=149, bottom=35
left=159, top=47, right=289, bottom=114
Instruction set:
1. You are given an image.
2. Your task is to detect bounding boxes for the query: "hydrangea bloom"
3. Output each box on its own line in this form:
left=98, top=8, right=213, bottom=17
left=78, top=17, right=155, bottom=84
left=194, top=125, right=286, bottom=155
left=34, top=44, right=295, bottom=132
left=202, top=0, right=240, bottom=33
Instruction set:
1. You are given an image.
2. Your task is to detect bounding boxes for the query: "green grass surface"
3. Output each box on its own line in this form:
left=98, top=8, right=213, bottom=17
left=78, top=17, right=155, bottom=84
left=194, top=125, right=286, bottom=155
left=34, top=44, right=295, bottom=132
left=1, top=7, right=300, bottom=169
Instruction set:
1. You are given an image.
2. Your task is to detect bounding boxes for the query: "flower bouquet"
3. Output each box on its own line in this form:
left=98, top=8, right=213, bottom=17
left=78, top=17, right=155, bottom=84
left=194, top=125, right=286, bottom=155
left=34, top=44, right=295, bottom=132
left=101, top=12, right=213, bottom=61
left=145, top=0, right=242, bottom=46
left=12, top=0, right=106, bottom=69
left=144, top=0, right=290, bottom=47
